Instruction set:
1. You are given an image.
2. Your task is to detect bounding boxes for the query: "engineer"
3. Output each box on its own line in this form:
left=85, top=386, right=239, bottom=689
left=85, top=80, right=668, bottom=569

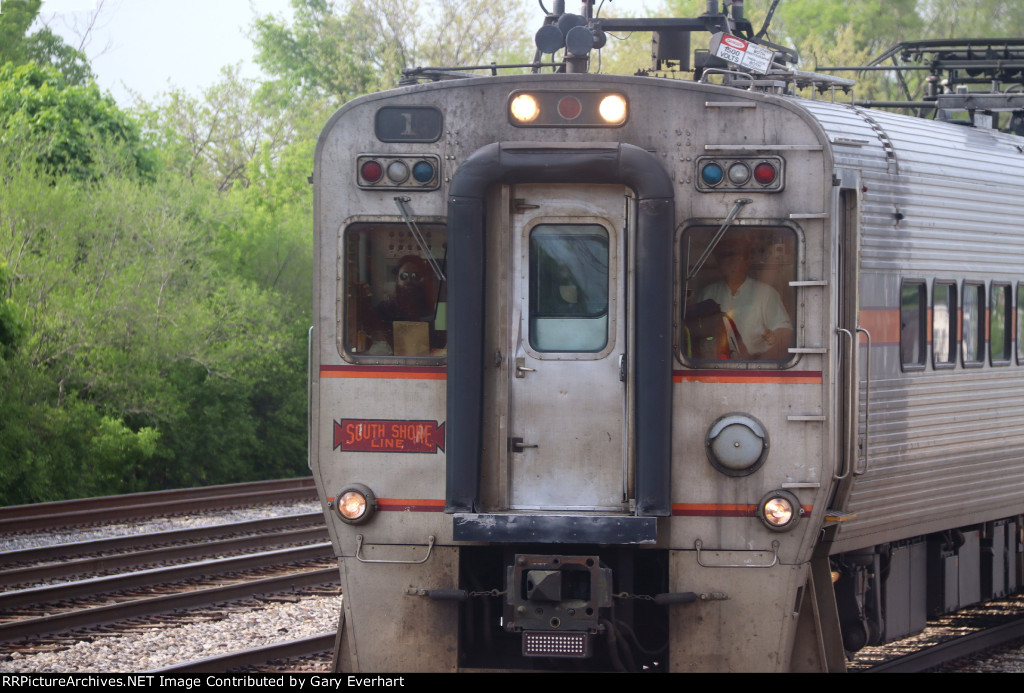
left=698, top=237, right=793, bottom=360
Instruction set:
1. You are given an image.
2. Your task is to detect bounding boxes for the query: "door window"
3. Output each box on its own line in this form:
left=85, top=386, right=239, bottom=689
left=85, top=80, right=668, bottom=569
left=528, top=224, right=610, bottom=352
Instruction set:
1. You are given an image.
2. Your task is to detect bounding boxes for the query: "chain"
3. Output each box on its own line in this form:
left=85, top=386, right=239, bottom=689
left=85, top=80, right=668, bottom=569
left=614, top=591, right=729, bottom=602
left=469, top=589, right=507, bottom=598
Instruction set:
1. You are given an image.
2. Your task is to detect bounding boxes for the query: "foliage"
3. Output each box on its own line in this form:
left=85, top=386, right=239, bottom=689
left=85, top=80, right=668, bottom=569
left=251, top=0, right=531, bottom=103
left=0, top=0, right=94, bottom=84
left=0, top=261, right=24, bottom=360
left=135, top=65, right=312, bottom=192
left=921, top=0, right=1024, bottom=38
left=0, top=143, right=308, bottom=504
left=0, top=62, right=151, bottom=179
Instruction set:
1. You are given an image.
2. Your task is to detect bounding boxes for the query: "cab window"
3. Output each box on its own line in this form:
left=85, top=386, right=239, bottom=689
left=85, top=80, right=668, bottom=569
left=341, top=222, right=447, bottom=359
left=681, top=226, right=797, bottom=364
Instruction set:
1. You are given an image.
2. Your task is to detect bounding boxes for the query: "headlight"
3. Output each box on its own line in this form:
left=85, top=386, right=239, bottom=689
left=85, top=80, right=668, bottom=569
left=598, top=94, right=627, bottom=124
left=510, top=94, right=540, bottom=123
left=335, top=483, right=377, bottom=525
left=758, top=490, right=802, bottom=532
left=507, top=91, right=627, bottom=127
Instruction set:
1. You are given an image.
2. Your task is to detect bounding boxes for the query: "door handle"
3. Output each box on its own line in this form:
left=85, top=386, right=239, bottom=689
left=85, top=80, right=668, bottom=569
left=509, top=437, right=539, bottom=453
left=515, top=357, right=536, bottom=378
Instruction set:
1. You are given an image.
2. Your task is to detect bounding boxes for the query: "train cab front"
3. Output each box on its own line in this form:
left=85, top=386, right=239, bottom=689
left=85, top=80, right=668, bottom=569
left=318, top=68, right=840, bottom=672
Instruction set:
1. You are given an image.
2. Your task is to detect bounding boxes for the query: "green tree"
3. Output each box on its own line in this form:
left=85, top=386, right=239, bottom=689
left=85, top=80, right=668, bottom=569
left=0, top=0, right=93, bottom=84
left=252, top=0, right=530, bottom=104
left=0, top=62, right=151, bottom=179
left=921, top=0, right=1024, bottom=38
left=0, top=138, right=310, bottom=503
left=0, top=262, right=23, bottom=360
left=136, top=65, right=315, bottom=191
left=0, top=0, right=42, bottom=65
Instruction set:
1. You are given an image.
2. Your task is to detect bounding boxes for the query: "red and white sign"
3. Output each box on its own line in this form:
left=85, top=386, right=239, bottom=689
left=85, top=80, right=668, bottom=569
left=334, top=419, right=446, bottom=453
left=710, top=32, right=774, bottom=75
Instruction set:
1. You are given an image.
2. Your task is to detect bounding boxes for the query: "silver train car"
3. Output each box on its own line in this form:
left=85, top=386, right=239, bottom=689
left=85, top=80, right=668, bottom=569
left=309, top=4, right=1024, bottom=672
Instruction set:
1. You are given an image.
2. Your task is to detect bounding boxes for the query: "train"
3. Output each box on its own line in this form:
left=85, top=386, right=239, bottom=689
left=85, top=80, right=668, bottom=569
left=308, top=0, right=1024, bottom=672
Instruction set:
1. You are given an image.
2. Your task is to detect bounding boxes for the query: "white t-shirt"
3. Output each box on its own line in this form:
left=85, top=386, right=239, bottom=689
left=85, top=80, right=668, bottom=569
left=699, top=278, right=792, bottom=356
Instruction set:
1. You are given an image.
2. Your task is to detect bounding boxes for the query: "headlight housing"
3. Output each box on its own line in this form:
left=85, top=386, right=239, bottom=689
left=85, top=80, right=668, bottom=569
left=335, top=483, right=377, bottom=525
left=758, top=489, right=802, bottom=532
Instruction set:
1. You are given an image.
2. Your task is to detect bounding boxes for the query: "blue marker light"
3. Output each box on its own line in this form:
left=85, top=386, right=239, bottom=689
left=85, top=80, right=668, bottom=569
left=701, top=162, right=724, bottom=186
left=412, top=160, right=435, bottom=183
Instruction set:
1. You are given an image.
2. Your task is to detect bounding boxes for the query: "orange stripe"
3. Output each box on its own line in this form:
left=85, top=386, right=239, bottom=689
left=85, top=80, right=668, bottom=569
left=320, top=365, right=446, bottom=380
left=674, top=370, right=822, bottom=384
left=672, top=503, right=813, bottom=517
left=857, top=308, right=899, bottom=345
left=377, top=498, right=446, bottom=512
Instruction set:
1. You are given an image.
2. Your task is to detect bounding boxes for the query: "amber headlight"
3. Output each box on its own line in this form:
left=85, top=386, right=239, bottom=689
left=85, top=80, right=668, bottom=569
left=335, top=483, right=377, bottom=525
left=758, top=490, right=802, bottom=532
left=598, top=94, right=627, bottom=124
left=510, top=94, right=540, bottom=123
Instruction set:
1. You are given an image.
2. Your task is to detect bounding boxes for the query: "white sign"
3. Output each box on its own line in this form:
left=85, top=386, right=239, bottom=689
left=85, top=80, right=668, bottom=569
left=710, top=33, right=774, bottom=75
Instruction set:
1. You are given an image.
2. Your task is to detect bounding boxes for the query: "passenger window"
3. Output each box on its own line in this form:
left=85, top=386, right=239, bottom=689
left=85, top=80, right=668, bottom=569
left=962, top=282, right=985, bottom=366
left=900, top=281, right=926, bottom=370
left=680, top=226, right=796, bottom=364
left=528, top=225, right=609, bottom=352
left=932, top=282, right=957, bottom=368
left=990, top=283, right=1012, bottom=365
left=341, top=222, right=447, bottom=359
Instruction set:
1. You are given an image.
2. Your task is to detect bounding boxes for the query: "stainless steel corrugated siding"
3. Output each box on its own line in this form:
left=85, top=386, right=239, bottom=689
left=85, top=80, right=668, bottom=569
left=795, top=100, right=1024, bottom=551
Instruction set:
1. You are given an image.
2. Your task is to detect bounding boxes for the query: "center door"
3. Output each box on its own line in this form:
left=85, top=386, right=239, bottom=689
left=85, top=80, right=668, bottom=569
left=507, top=184, right=630, bottom=511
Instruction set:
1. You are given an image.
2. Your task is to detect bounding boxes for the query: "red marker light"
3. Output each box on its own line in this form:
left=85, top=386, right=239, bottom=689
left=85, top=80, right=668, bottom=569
left=361, top=160, right=383, bottom=183
left=754, top=161, right=777, bottom=185
left=557, top=96, right=582, bottom=121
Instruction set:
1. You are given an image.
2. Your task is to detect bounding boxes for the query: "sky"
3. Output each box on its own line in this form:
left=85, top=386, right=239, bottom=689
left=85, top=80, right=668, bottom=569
left=36, top=0, right=659, bottom=107
left=38, top=0, right=293, bottom=105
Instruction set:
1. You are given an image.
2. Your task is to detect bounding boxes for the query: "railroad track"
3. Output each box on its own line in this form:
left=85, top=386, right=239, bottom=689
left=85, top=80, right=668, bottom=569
left=866, top=619, right=1024, bottom=672
left=0, top=477, right=317, bottom=534
left=153, top=633, right=337, bottom=673
left=0, top=481, right=340, bottom=672
left=0, top=513, right=327, bottom=587
left=852, top=594, right=1024, bottom=672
